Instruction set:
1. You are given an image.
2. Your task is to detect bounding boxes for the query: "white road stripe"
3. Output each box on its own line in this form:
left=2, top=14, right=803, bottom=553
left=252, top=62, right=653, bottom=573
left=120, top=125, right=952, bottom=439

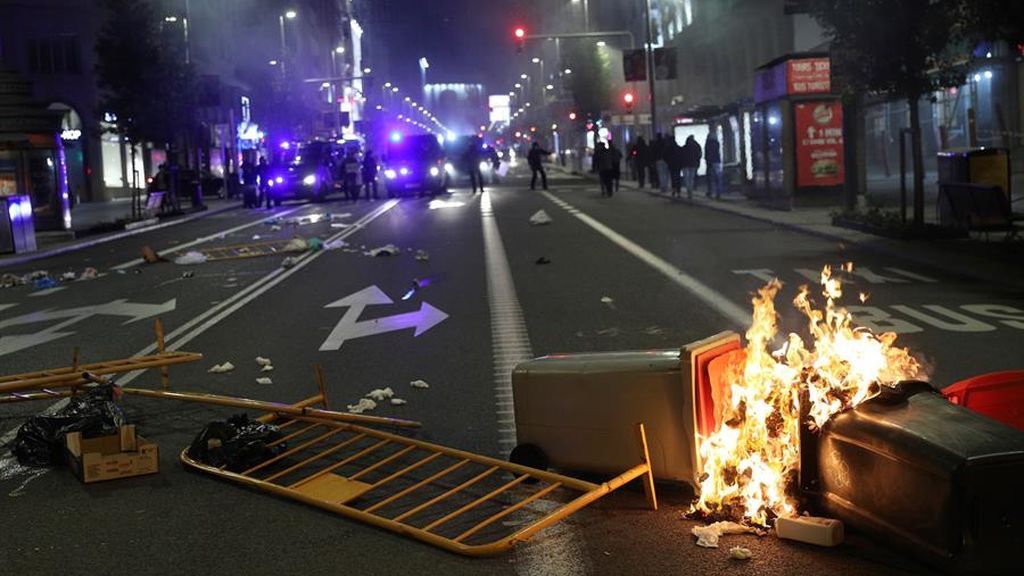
left=482, top=190, right=589, bottom=574
left=110, top=204, right=309, bottom=270
left=540, top=190, right=750, bottom=327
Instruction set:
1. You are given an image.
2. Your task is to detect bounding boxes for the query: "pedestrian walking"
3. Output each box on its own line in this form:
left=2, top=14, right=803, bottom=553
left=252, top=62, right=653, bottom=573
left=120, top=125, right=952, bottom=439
left=705, top=132, right=723, bottom=199
left=362, top=148, right=379, bottom=200
left=609, top=142, right=623, bottom=194
left=256, top=156, right=272, bottom=209
left=633, top=137, right=650, bottom=188
left=595, top=142, right=615, bottom=197
left=527, top=141, right=550, bottom=190
left=342, top=150, right=360, bottom=201
left=681, top=135, right=702, bottom=201
left=240, top=158, right=257, bottom=208
left=463, top=138, right=485, bottom=193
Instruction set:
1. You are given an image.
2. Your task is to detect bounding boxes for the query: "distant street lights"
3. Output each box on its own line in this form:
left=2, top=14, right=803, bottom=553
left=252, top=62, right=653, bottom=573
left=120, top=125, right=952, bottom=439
left=278, top=9, right=297, bottom=78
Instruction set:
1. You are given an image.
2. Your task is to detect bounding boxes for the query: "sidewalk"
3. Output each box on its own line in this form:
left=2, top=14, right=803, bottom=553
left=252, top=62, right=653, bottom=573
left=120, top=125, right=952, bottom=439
left=1, top=197, right=239, bottom=269
left=549, top=164, right=1024, bottom=289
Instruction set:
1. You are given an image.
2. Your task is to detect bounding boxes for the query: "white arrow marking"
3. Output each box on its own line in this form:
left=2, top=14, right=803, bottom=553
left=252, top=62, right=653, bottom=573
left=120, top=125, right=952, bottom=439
left=0, top=299, right=177, bottom=356
left=319, top=286, right=448, bottom=351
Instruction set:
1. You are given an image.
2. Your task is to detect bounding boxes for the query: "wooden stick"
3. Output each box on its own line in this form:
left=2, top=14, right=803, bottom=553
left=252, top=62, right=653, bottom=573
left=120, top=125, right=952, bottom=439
left=314, top=365, right=329, bottom=409
left=636, top=423, right=658, bottom=511
left=155, top=319, right=170, bottom=390
left=119, top=387, right=421, bottom=428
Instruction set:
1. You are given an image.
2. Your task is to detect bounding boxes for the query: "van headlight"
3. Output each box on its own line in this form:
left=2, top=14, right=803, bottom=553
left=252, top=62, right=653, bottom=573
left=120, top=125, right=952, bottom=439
left=429, top=166, right=440, bottom=177
left=384, top=169, right=397, bottom=179
left=302, top=174, right=317, bottom=186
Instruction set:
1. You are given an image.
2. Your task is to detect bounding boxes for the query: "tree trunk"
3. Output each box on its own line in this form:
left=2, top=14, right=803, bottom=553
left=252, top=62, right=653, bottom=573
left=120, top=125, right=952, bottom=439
left=908, top=94, right=925, bottom=227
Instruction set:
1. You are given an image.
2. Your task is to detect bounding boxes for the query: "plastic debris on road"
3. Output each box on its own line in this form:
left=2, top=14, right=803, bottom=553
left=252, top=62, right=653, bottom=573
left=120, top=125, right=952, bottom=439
left=34, top=277, right=58, bottom=290
left=79, top=267, right=99, bottom=280
left=255, top=356, right=272, bottom=367
left=366, top=387, right=394, bottom=402
left=330, top=213, right=352, bottom=221
left=600, top=296, right=615, bottom=308
left=12, top=384, right=125, bottom=467
left=280, top=256, right=301, bottom=269
left=255, top=377, right=273, bottom=385
left=208, top=362, right=235, bottom=374
left=260, top=365, right=274, bottom=372
left=529, top=209, right=553, bottom=226
left=186, top=414, right=285, bottom=473
left=414, top=249, right=430, bottom=261
left=692, top=522, right=757, bottom=548
left=390, top=398, right=407, bottom=406
left=347, top=398, right=377, bottom=414
left=307, top=237, right=323, bottom=252
left=61, top=271, right=76, bottom=281
left=729, top=546, right=753, bottom=560
left=174, top=251, right=208, bottom=265
left=410, top=379, right=430, bottom=389
left=181, top=271, right=195, bottom=279
left=323, top=239, right=348, bottom=250
left=364, top=244, right=401, bottom=257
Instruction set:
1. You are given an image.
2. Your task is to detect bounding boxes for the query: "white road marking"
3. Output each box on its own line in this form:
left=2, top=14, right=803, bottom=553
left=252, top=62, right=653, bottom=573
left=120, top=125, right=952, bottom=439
left=481, top=190, right=589, bottom=576
left=319, top=285, right=448, bottom=350
left=1, top=201, right=398, bottom=458
left=115, top=200, right=400, bottom=385
left=110, top=204, right=308, bottom=270
left=541, top=190, right=750, bottom=327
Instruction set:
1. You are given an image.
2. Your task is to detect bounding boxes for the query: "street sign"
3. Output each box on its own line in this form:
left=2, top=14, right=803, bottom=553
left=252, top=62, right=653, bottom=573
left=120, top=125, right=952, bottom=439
left=319, top=285, right=448, bottom=351
left=623, top=49, right=647, bottom=82
left=0, top=299, right=177, bottom=356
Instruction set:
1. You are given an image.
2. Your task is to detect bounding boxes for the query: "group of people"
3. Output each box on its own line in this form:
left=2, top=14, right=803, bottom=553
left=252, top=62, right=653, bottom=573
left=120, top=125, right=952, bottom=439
left=628, top=132, right=723, bottom=201
left=239, top=156, right=273, bottom=209
left=343, top=149, right=381, bottom=202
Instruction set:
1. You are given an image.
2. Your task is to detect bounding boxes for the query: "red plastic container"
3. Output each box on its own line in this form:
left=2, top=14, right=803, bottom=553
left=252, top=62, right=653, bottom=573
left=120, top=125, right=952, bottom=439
left=942, top=371, right=1024, bottom=431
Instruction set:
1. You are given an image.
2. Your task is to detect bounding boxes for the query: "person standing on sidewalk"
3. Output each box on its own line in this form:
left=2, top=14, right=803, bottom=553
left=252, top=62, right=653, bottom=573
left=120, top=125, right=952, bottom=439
left=705, top=131, right=723, bottom=199
left=666, top=137, right=684, bottom=199
left=594, top=141, right=615, bottom=197
left=633, top=137, right=649, bottom=188
left=681, top=135, right=702, bottom=201
left=527, top=141, right=550, bottom=191
left=653, top=134, right=670, bottom=194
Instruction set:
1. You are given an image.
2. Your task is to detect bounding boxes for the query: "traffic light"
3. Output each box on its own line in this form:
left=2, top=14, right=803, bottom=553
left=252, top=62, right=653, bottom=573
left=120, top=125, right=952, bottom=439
left=623, top=92, right=635, bottom=113
left=568, top=111, right=577, bottom=121
left=514, top=27, right=526, bottom=53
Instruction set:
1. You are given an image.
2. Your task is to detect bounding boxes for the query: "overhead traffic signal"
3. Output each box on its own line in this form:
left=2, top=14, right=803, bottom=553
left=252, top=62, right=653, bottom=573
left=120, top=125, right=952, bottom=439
left=623, top=92, right=635, bottom=113
left=514, top=27, right=526, bottom=53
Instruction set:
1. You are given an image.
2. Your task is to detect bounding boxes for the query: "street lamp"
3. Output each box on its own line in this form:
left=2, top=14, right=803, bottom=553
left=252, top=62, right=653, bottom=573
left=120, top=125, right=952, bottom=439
left=419, top=57, right=430, bottom=101
left=278, top=9, right=297, bottom=78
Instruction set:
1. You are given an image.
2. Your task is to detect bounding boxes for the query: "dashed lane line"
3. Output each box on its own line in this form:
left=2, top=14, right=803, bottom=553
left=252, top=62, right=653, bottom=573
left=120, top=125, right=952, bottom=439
left=540, top=190, right=750, bottom=328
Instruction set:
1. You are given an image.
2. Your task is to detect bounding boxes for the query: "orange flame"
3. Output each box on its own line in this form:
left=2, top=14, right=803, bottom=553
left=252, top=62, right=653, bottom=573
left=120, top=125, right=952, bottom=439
left=692, top=264, right=921, bottom=526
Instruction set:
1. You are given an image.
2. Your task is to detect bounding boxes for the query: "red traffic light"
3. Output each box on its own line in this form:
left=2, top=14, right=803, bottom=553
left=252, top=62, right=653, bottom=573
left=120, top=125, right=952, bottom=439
left=623, top=92, right=636, bottom=112
left=568, top=112, right=577, bottom=121
left=514, top=27, right=527, bottom=52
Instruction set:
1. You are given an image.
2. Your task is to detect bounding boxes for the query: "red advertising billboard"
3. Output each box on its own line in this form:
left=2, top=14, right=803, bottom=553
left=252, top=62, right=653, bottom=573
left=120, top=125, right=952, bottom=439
left=795, top=101, right=844, bottom=188
left=787, top=58, right=830, bottom=95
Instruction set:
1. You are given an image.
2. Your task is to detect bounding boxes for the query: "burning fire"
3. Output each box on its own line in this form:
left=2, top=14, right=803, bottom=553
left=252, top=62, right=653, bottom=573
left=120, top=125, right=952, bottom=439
left=692, top=264, right=922, bottom=526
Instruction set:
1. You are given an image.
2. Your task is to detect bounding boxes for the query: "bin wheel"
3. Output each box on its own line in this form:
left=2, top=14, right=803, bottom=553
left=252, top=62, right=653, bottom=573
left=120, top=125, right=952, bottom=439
left=509, top=444, right=548, bottom=484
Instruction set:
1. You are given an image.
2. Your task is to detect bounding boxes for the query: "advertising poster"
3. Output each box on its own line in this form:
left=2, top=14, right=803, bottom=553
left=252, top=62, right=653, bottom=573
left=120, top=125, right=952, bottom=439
left=795, top=101, right=844, bottom=187
left=787, top=58, right=831, bottom=95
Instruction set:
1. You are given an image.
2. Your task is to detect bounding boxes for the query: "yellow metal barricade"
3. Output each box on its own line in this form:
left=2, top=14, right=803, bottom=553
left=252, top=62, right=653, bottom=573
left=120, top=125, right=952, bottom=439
left=182, top=397, right=658, bottom=557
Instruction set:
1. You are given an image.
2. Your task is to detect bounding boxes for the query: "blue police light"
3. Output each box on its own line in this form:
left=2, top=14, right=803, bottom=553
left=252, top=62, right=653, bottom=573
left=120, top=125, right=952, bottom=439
left=389, top=131, right=403, bottom=143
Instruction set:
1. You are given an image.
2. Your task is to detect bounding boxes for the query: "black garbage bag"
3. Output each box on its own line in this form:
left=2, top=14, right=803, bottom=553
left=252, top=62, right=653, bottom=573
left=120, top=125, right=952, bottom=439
left=12, top=384, right=126, bottom=467
left=186, top=414, right=285, bottom=472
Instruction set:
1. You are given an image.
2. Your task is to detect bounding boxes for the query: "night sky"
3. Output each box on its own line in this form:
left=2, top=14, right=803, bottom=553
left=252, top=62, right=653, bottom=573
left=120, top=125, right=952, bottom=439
left=366, top=0, right=528, bottom=93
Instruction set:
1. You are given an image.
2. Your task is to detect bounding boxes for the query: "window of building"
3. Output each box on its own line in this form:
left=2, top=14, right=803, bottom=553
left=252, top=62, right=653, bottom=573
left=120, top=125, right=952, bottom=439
left=27, top=35, right=80, bottom=75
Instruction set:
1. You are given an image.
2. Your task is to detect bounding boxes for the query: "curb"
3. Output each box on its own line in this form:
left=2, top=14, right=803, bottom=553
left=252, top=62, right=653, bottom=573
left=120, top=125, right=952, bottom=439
left=0, top=202, right=239, bottom=270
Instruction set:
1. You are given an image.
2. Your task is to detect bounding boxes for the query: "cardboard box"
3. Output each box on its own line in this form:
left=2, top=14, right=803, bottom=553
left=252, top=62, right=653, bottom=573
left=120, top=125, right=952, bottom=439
left=65, top=425, right=159, bottom=483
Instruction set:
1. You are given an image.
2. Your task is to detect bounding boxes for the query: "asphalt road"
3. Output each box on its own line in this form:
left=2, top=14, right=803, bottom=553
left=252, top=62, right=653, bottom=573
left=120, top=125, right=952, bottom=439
left=2, top=166, right=1022, bottom=575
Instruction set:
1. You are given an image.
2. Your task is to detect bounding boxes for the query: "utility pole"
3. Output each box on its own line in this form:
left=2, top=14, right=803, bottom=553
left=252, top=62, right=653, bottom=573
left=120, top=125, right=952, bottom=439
left=643, top=0, right=657, bottom=137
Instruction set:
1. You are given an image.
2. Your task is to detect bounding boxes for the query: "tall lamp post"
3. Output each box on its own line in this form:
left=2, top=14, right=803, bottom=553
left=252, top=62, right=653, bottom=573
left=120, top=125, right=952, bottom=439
left=278, top=9, right=297, bottom=79
left=419, top=57, right=429, bottom=102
